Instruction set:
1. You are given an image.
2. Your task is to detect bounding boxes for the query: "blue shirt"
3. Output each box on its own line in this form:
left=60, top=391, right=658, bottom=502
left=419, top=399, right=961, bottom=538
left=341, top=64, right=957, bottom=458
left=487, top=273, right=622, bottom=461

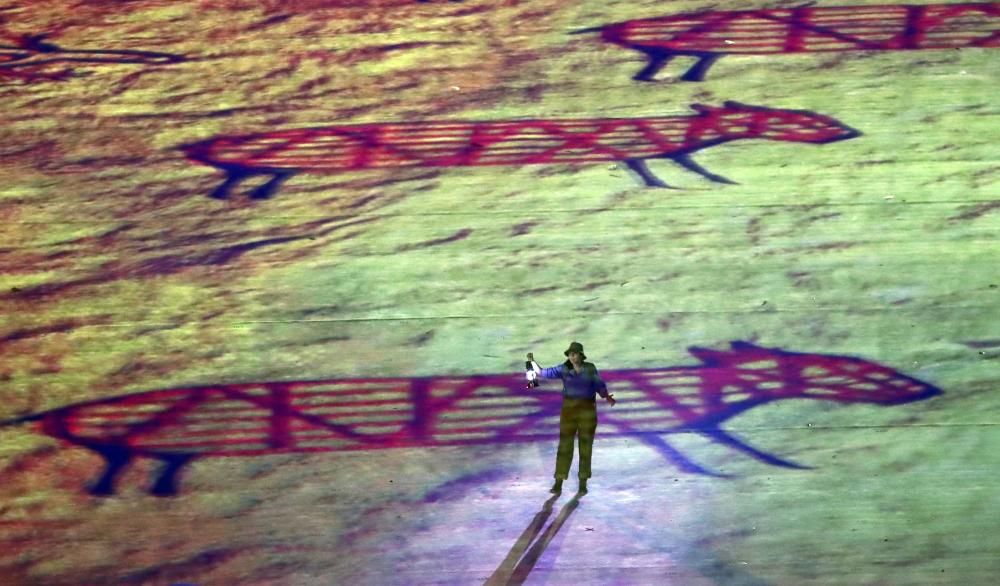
left=538, top=362, right=609, bottom=401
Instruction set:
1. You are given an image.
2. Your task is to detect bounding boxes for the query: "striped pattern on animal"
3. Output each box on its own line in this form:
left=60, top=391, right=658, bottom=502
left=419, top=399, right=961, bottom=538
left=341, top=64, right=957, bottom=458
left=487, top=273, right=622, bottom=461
left=1, top=342, right=941, bottom=496
left=578, top=3, right=1000, bottom=81
left=182, top=102, right=859, bottom=199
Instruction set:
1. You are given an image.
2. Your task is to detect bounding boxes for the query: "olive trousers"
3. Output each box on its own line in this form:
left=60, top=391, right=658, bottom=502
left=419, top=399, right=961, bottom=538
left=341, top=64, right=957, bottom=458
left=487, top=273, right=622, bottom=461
left=554, top=398, right=598, bottom=480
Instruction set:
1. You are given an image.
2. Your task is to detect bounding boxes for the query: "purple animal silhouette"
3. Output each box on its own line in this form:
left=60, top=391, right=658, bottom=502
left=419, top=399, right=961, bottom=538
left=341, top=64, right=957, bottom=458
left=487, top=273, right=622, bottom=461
left=1, top=342, right=940, bottom=496
left=182, top=102, right=859, bottom=199
left=576, top=2, right=1000, bottom=81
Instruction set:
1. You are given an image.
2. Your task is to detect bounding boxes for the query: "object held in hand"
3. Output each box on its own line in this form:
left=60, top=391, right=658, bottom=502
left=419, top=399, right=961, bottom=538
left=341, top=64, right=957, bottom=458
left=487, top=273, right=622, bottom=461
left=525, top=353, right=540, bottom=388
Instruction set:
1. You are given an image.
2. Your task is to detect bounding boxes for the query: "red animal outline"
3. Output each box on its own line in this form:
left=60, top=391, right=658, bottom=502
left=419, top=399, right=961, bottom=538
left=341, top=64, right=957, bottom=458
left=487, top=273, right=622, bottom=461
left=576, top=2, right=1000, bottom=81
left=1, top=342, right=941, bottom=496
left=182, top=102, right=859, bottom=199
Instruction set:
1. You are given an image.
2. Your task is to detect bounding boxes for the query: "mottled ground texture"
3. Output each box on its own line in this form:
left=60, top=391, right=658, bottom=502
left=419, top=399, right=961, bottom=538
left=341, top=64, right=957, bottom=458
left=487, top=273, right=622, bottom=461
left=1, top=0, right=998, bottom=584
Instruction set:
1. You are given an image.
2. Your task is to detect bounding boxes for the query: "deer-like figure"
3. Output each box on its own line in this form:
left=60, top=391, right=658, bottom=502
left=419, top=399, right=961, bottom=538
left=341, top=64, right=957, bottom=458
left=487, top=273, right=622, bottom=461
left=0, top=343, right=939, bottom=496
left=182, top=102, right=859, bottom=199
left=576, top=2, right=1000, bottom=81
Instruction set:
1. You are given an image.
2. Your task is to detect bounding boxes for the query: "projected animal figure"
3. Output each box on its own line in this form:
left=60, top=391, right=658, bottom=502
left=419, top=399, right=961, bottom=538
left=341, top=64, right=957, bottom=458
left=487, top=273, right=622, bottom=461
left=182, top=102, right=859, bottom=199
left=1, top=343, right=940, bottom=496
left=578, top=2, right=1000, bottom=81
left=0, top=32, right=185, bottom=83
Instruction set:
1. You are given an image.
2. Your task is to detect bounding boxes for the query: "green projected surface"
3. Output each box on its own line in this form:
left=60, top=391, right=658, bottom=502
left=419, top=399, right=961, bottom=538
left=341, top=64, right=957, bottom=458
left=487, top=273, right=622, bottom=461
left=1, top=1, right=997, bottom=584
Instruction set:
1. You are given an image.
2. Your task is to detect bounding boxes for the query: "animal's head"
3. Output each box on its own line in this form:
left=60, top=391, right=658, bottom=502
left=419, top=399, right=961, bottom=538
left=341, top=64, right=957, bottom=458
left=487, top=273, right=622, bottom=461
left=688, top=341, right=942, bottom=405
left=690, top=102, right=861, bottom=143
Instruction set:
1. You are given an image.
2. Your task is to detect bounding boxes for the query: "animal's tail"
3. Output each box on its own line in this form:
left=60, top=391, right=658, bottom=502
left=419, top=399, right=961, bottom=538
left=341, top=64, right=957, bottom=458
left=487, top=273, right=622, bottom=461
left=568, top=25, right=604, bottom=35
left=0, top=413, right=44, bottom=428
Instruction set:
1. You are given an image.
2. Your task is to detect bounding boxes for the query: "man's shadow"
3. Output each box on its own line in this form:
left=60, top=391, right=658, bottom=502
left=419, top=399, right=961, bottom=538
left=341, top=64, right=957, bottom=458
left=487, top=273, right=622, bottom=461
left=485, top=491, right=584, bottom=585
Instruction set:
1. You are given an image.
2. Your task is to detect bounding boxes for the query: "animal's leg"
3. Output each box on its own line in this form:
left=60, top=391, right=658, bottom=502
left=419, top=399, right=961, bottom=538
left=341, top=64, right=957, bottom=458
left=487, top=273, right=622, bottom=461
left=633, top=48, right=675, bottom=82
left=680, top=53, right=722, bottom=82
left=701, top=428, right=812, bottom=469
left=87, top=444, right=132, bottom=496
left=150, top=453, right=197, bottom=497
left=633, top=432, right=731, bottom=477
left=668, top=153, right=737, bottom=185
left=623, top=159, right=678, bottom=189
left=208, top=167, right=252, bottom=200
left=249, top=171, right=294, bottom=200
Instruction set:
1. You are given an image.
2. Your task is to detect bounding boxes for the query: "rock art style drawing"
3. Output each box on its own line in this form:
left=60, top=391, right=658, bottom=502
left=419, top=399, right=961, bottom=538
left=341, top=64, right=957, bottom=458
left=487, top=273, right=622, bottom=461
left=576, top=3, right=1000, bottom=81
left=183, top=102, right=860, bottom=199
left=0, top=32, right=185, bottom=83
left=1, top=342, right=940, bottom=496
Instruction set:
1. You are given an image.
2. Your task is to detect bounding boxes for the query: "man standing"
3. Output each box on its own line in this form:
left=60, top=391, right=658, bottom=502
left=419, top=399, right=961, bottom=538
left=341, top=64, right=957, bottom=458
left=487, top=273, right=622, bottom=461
left=528, top=342, right=616, bottom=494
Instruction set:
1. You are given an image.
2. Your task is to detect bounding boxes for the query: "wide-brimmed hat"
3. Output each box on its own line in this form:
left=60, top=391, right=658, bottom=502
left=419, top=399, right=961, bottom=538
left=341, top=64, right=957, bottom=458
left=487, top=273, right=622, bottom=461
left=563, top=341, right=586, bottom=360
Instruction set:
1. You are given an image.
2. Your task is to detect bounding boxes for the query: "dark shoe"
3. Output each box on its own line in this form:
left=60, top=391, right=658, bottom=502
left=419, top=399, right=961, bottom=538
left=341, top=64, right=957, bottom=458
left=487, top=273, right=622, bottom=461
left=550, top=480, right=563, bottom=494
left=578, top=479, right=588, bottom=494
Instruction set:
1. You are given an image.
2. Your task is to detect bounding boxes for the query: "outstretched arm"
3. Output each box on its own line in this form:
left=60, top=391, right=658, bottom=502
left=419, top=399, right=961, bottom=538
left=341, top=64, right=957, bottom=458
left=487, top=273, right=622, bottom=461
left=527, top=353, right=563, bottom=379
